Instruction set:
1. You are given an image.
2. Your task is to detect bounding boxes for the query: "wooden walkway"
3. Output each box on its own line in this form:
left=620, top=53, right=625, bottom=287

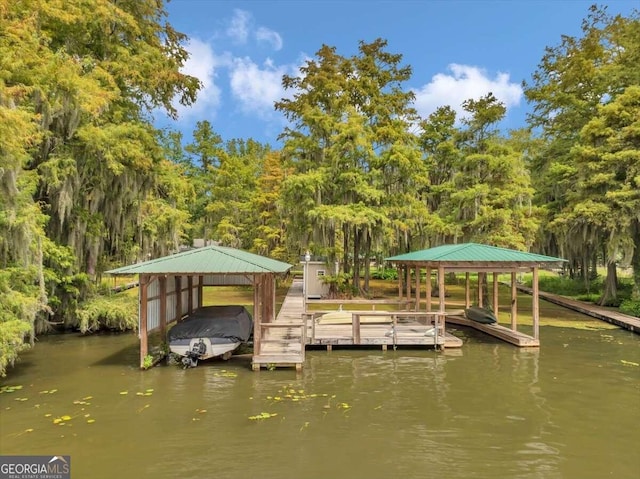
left=252, top=279, right=466, bottom=370
left=514, top=285, right=640, bottom=334
left=445, top=315, right=540, bottom=347
left=251, top=279, right=306, bottom=371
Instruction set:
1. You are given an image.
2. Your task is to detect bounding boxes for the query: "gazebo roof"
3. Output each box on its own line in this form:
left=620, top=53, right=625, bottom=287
left=385, top=243, right=566, bottom=264
left=107, top=245, right=293, bottom=275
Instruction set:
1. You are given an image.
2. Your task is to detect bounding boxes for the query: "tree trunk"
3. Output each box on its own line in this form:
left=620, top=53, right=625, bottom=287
left=352, top=228, right=361, bottom=295
left=599, top=261, right=618, bottom=306
left=363, top=230, right=371, bottom=295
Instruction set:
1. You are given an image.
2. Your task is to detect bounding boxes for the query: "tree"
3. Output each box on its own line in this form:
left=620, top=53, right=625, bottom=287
left=0, top=0, right=200, bottom=346
left=524, top=5, right=640, bottom=298
left=277, top=39, right=425, bottom=295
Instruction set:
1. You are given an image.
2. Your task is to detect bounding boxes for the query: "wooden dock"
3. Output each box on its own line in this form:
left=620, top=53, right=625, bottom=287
left=252, top=279, right=465, bottom=370
left=308, top=311, right=463, bottom=349
left=514, top=285, right=640, bottom=334
left=445, top=315, right=540, bottom=347
left=251, top=279, right=306, bottom=371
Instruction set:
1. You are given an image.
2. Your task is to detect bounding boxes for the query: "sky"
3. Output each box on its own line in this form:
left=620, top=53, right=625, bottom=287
left=156, top=0, right=638, bottom=147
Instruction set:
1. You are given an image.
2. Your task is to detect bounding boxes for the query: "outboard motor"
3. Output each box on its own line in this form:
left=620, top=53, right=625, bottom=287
left=182, top=339, right=206, bottom=368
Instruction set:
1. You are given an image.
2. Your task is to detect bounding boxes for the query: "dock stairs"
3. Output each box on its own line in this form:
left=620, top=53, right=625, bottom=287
left=252, top=279, right=306, bottom=371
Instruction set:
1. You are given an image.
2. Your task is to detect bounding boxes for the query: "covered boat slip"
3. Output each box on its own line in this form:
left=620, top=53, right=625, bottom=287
left=386, top=243, right=568, bottom=347
left=106, top=246, right=294, bottom=369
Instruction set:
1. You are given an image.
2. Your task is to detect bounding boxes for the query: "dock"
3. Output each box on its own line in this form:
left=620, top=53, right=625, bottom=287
left=514, top=285, right=640, bottom=334
left=252, top=279, right=466, bottom=370
left=251, top=280, right=306, bottom=371
left=445, top=315, right=540, bottom=347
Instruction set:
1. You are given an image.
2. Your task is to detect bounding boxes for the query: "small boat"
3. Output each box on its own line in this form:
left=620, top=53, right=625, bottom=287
left=168, top=305, right=253, bottom=367
left=464, top=306, right=497, bottom=324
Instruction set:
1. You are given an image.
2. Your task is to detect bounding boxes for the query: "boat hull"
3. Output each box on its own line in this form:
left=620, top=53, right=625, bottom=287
left=169, top=338, right=241, bottom=361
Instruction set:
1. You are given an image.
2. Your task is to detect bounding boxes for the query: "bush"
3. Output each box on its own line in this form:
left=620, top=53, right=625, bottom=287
left=371, top=268, right=398, bottom=281
left=619, top=299, right=640, bottom=318
left=76, top=293, right=138, bottom=333
left=532, top=275, right=602, bottom=296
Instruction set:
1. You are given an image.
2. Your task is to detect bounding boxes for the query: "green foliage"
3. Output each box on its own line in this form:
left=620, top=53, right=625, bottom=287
left=619, top=299, right=640, bottom=318
left=531, top=275, right=602, bottom=297
left=142, top=354, right=154, bottom=369
left=371, top=268, right=398, bottom=281
left=76, top=293, right=138, bottom=333
left=320, top=273, right=353, bottom=299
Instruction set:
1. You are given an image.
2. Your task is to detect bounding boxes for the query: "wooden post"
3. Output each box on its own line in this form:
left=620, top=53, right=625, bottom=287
left=415, top=266, right=421, bottom=311
left=438, top=266, right=445, bottom=313
left=352, top=313, right=361, bottom=344
left=510, top=272, right=517, bottom=330
left=492, top=272, right=499, bottom=321
left=465, top=272, right=470, bottom=308
left=532, top=266, right=540, bottom=340
left=139, top=274, right=149, bottom=368
left=398, top=266, right=403, bottom=299
left=175, top=276, right=182, bottom=322
left=197, top=275, right=204, bottom=308
left=425, top=267, right=432, bottom=312
left=187, top=276, right=193, bottom=315
left=405, top=266, right=411, bottom=302
left=478, top=273, right=484, bottom=308
left=159, top=275, right=167, bottom=339
left=253, top=275, right=261, bottom=356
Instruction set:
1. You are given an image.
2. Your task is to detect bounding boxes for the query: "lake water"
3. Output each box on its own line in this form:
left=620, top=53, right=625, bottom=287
left=1, top=314, right=638, bottom=479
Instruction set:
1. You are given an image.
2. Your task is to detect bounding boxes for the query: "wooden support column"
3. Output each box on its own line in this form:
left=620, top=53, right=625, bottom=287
left=397, top=266, right=403, bottom=299
left=139, top=274, right=150, bottom=368
left=532, top=266, right=540, bottom=340
left=437, top=266, right=445, bottom=350
left=187, top=276, right=193, bottom=314
left=478, top=273, right=484, bottom=308
left=465, top=272, right=470, bottom=308
left=405, top=266, right=411, bottom=302
left=253, top=275, right=261, bottom=356
left=159, top=275, right=167, bottom=339
left=197, top=275, right=204, bottom=308
left=415, top=266, right=421, bottom=311
left=438, top=266, right=445, bottom=313
left=510, top=272, right=517, bottom=330
left=425, top=267, right=432, bottom=312
left=270, top=274, right=276, bottom=323
left=492, top=272, right=499, bottom=320
left=175, top=276, right=182, bottom=322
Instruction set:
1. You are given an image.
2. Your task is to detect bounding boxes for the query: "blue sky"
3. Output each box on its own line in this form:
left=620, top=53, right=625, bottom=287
left=157, top=0, right=638, bottom=146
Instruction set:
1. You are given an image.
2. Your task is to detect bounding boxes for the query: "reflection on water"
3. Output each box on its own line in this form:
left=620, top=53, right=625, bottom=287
left=0, top=325, right=638, bottom=479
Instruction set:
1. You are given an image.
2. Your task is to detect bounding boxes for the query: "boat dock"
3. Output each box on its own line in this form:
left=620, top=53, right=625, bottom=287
left=514, top=285, right=640, bottom=334
left=445, top=315, right=540, bottom=347
left=251, top=280, right=473, bottom=370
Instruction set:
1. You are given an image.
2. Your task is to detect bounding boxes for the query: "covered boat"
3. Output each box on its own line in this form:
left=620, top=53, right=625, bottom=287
left=168, top=305, right=253, bottom=367
left=464, top=306, right=497, bottom=324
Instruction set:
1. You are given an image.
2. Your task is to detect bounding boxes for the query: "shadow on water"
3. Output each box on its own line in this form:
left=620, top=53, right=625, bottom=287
left=90, top=336, right=140, bottom=367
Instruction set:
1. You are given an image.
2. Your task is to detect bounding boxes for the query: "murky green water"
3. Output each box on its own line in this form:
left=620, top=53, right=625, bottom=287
left=1, top=315, right=639, bottom=479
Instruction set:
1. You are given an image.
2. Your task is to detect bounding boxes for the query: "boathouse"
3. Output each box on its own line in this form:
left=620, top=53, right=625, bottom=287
left=386, top=243, right=568, bottom=346
left=106, top=246, right=293, bottom=369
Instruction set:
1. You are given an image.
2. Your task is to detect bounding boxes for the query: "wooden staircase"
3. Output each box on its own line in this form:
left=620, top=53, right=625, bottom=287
left=252, top=279, right=306, bottom=371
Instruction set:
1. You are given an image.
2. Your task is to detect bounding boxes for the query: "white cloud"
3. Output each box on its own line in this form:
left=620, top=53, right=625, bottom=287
left=226, top=9, right=251, bottom=44
left=176, top=38, right=222, bottom=118
left=413, top=64, right=523, bottom=121
left=256, top=27, right=283, bottom=51
left=229, top=57, right=294, bottom=116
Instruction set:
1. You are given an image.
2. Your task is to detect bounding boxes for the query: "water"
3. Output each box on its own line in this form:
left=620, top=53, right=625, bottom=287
left=1, top=321, right=638, bottom=479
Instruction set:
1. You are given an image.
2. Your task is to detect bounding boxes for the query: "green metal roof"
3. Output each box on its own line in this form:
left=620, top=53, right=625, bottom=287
left=385, top=243, right=566, bottom=263
left=107, top=246, right=293, bottom=275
